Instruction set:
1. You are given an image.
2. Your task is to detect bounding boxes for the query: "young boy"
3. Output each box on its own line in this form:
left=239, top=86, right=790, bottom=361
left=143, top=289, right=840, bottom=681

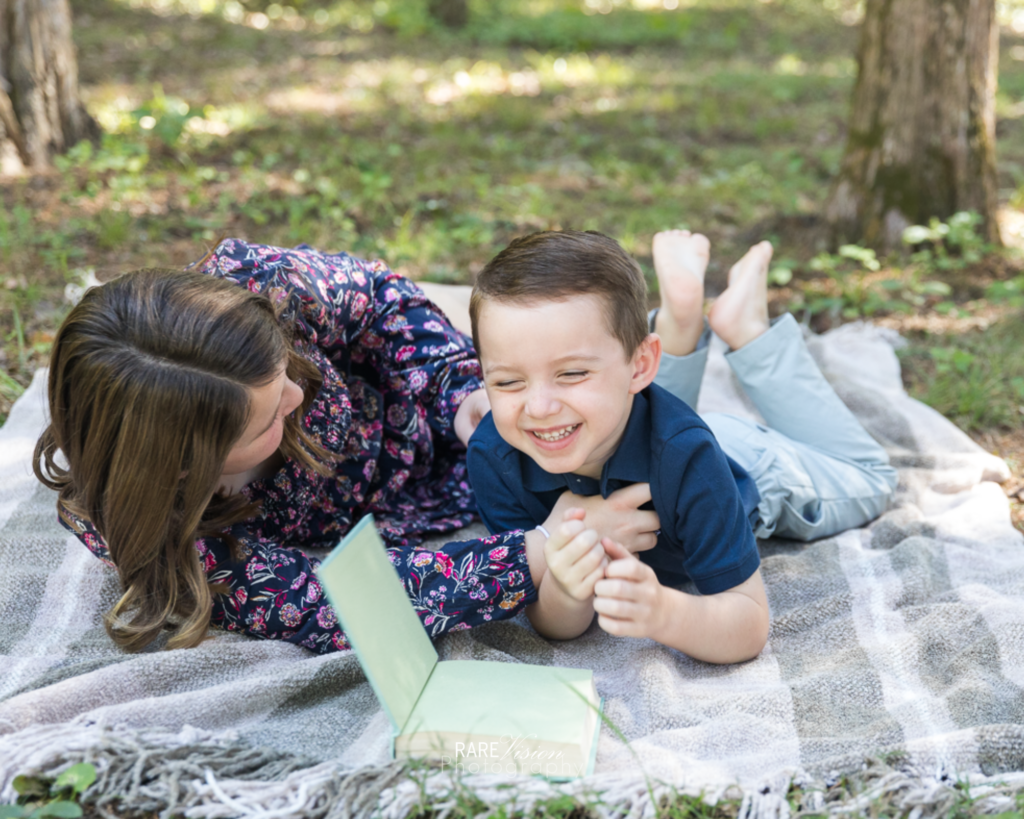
left=466, top=230, right=897, bottom=663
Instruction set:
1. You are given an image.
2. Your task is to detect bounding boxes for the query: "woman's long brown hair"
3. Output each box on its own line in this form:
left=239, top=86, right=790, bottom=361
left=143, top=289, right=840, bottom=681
left=34, top=269, right=332, bottom=652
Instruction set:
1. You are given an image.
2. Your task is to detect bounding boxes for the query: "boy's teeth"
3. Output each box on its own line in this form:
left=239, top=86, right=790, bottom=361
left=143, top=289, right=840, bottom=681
left=533, top=425, right=579, bottom=442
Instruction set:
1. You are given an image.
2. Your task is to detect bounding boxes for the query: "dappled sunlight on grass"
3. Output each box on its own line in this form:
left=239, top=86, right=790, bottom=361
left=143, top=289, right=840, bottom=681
left=0, top=0, right=1023, bottom=430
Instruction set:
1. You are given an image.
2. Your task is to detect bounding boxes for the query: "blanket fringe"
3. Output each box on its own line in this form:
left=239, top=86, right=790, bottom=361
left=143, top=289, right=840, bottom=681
left=3, top=723, right=1024, bottom=819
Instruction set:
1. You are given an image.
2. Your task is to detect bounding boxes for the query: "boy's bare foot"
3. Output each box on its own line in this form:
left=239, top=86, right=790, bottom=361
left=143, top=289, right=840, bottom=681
left=652, top=229, right=710, bottom=357
left=707, top=241, right=772, bottom=350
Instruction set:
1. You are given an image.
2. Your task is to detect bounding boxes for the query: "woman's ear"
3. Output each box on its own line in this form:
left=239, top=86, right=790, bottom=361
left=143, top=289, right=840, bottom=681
left=628, top=333, right=662, bottom=394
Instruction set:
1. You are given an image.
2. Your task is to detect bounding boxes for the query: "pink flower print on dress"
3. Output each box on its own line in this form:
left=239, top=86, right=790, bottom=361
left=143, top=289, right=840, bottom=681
left=279, top=603, right=302, bottom=628
left=406, top=370, right=428, bottom=391
left=507, top=570, right=525, bottom=587
left=214, top=256, right=242, bottom=275
left=291, top=572, right=308, bottom=590
left=387, top=405, right=407, bottom=427
left=388, top=470, right=410, bottom=492
left=488, top=547, right=508, bottom=561
left=412, top=551, right=434, bottom=568
left=331, top=631, right=350, bottom=651
left=249, top=607, right=268, bottom=633
left=395, top=345, right=416, bottom=362
left=306, top=579, right=322, bottom=603
left=434, top=553, right=454, bottom=578
left=499, top=590, right=525, bottom=610
left=235, top=587, right=248, bottom=605
left=423, top=320, right=445, bottom=333
left=316, top=605, right=338, bottom=629
left=349, top=291, right=369, bottom=321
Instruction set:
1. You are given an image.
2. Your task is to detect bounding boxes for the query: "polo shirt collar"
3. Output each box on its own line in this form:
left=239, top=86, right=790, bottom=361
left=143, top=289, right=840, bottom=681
left=519, top=390, right=653, bottom=498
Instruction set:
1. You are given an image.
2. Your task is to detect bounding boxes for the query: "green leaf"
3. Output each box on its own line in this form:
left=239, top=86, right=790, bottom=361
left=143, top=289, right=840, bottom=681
left=0, top=806, right=30, bottom=819
left=952, top=349, right=976, bottom=375
left=32, top=802, right=83, bottom=818
left=902, top=225, right=933, bottom=244
left=11, top=777, right=48, bottom=799
left=53, top=765, right=95, bottom=797
left=917, top=280, right=951, bottom=296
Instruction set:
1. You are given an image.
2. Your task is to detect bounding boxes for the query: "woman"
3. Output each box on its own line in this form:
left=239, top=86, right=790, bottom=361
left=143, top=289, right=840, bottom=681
left=35, top=239, right=657, bottom=654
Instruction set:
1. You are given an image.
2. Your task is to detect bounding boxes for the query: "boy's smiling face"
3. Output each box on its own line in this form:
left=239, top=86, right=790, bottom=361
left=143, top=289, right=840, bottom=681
left=477, top=294, right=660, bottom=479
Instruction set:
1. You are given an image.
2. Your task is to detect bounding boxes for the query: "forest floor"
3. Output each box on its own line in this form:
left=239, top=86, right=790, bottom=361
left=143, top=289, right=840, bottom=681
left=2, top=0, right=1024, bottom=527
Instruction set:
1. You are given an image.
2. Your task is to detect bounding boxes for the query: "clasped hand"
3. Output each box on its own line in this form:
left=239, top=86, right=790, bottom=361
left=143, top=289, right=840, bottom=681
left=543, top=506, right=667, bottom=640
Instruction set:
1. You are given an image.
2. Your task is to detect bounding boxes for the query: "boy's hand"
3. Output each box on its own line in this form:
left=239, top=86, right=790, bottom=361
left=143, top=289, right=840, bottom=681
left=593, top=539, right=667, bottom=639
left=548, top=483, right=660, bottom=554
left=543, top=509, right=608, bottom=601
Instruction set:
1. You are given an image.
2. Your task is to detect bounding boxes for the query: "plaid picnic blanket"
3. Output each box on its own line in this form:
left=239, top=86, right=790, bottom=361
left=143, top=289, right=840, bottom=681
left=2, top=307, right=1023, bottom=819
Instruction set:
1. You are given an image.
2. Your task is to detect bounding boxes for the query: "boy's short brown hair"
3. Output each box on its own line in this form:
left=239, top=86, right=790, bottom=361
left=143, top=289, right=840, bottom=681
left=470, top=230, right=649, bottom=358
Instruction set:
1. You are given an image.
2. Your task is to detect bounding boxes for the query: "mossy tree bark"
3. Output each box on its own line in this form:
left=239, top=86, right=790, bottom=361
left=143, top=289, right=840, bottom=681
left=825, top=0, right=1001, bottom=248
left=0, top=0, right=98, bottom=169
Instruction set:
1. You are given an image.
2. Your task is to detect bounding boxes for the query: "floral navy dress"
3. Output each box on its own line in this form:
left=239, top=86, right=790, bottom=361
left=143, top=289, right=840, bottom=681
left=59, top=239, right=537, bottom=653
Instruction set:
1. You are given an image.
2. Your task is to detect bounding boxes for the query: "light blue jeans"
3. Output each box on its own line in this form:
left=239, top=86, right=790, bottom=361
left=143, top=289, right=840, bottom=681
left=653, top=313, right=898, bottom=541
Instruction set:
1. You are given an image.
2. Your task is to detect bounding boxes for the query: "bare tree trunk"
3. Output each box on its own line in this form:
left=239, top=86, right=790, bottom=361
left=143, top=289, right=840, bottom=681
left=0, top=0, right=99, bottom=169
left=825, top=0, right=1000, bottom=248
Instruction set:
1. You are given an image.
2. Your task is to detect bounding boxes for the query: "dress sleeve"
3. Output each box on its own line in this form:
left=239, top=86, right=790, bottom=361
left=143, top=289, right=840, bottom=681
left=59, top=503, right=114, bottom=567
left=198, top=240, right=483, bottom=442
left=206, top=529, right=537, bottom=654
left=60, top=506, right=537, bottom=653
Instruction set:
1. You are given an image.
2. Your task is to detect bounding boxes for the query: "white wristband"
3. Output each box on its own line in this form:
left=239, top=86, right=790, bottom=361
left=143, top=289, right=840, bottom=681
left=535, top=524, right=551, bottom=539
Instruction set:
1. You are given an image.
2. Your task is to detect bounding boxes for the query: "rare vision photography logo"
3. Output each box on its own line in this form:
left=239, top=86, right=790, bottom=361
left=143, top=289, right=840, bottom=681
left=439, top=734, right=584, bottom=776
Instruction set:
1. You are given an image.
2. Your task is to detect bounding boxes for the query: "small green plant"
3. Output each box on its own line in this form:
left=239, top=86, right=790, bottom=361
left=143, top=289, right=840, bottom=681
left=986, top=275, right=1024, bottom=308
left=94, top=209, right=134, bottom=251
left=902, top=211, right=990, bottom=271
left=131, top=85, right=203, bottom=148
left=794, top=243, right=952, bottom=321
left=1, top=763, right=96, bottom=818
left=0, top=369, right=25, bottom=406
left=899, top=316, right=1024, bottom=430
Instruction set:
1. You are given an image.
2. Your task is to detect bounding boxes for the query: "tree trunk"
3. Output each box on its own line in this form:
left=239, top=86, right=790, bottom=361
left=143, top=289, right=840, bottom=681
left=427, top=0, right=468, bottom=29
left=825, top=0, right=1001, bottom=249
left=0, top=0, right=98, bottom=169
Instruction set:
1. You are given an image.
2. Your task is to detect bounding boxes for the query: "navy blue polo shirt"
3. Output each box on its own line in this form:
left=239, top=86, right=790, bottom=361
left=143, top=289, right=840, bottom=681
left=467, top=383, right=762, bottom=595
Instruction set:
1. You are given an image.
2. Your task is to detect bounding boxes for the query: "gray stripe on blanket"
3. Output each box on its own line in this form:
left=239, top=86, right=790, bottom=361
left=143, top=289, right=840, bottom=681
left=249, top=653, right=386, bottom=761
left=0, top=483, right=71, bottom=655
left=891, top=537, right=1024, bottom=731
left=766, top=537, right=903, bottom=774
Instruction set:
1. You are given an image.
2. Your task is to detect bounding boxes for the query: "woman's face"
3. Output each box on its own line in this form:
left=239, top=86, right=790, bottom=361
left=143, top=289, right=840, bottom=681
left=220, top=367, right=305, bottom=478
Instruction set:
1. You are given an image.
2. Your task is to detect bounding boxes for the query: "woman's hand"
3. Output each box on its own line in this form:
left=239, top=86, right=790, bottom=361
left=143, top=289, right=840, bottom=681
left=545, top=483, right=660, bottom=554
left=454, top=388, right=491, bottom=445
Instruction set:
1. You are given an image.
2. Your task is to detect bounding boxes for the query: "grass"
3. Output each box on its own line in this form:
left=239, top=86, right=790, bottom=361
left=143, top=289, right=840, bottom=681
left=0, top=0, right=1023, bottom=467
left=898, top=316, right=1024, bottom=432
left=50, top=754, right=1024, bottom=819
